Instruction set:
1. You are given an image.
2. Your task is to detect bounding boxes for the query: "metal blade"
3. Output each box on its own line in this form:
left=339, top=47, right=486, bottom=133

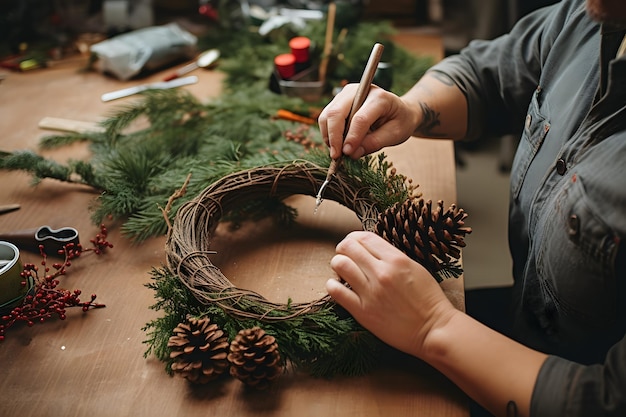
left=101, top=75, right=198, bottom=102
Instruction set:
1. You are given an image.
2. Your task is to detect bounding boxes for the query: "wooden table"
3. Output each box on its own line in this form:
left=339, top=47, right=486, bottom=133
left=0, top=50, right=468, bottom=417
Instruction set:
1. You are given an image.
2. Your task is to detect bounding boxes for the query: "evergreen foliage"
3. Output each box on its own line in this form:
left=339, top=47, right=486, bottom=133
left=0, top=21, right=433, bottom=243
left=1, top=20, right=440, bottom=379
left=142, top=265, right=387, bottom=377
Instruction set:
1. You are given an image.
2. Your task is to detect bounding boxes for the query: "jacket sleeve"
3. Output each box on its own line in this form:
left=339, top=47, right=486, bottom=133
left=426, top=0, right=583, bottom=141
left=530, top=334, right=626, bottom=416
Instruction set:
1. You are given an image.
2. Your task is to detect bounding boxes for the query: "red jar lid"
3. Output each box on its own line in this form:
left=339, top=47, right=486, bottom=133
left=274, top=53, right=296, bottom=79
left=289, top=36, right=310, bottom=63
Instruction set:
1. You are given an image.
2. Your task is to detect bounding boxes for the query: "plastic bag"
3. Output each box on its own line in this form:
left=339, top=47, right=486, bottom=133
left=90, top=23, right=197, bottom=80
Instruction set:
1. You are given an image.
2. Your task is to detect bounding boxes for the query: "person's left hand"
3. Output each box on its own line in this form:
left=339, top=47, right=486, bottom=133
left=326, top=231, right=457, bottom=358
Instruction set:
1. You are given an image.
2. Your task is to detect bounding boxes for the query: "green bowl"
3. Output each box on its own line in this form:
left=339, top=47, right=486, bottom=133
left=0, top=241, right=27, bottom=311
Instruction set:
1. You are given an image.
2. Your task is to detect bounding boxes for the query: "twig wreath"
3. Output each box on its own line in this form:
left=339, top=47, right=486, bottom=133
left=165, top=161, right=381, bottom=321
left=143, top=155, right=471, bottom=386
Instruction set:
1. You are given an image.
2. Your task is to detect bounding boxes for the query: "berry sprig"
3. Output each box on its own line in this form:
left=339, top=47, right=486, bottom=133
left=0, top=224, right=113, bottom=341
left=283, top=124, right=321, bottom=150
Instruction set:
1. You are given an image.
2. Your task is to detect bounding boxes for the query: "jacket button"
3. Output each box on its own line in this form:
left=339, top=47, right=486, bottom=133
left=568, top=214, right=580, bottom=236
left=525, top=114, right=532, bottom=130
left=556, top=159, right=567, bottom=175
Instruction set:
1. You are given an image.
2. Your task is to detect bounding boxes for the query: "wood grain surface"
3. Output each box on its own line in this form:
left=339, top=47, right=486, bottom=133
left=0, top=40, right=468, bottom=417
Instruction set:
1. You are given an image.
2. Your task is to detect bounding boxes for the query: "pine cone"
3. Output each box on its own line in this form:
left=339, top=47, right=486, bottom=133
left=227, top=327, right=283, bottom=389
left=167, top=316, right=230, bottom=384
left=376, top=197, right=472, bottom=278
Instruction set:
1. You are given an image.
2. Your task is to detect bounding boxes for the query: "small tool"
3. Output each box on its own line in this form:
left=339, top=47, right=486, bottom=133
left=101, top=75, right=198, bottom=102
left=315, top=42, right=385, bottom=211
left=0, top=204, right=20, bottom=215
left=0, top=225, right=80, bottom=255
left=162, top=49, right=219, bottom=81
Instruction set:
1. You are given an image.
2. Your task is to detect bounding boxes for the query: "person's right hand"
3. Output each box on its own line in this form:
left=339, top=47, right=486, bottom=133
left=318, top=83, right=421, bottom=160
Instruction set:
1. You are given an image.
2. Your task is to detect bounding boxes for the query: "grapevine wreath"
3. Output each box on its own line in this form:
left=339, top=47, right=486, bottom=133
left=146, top=156, right=471, bottom=387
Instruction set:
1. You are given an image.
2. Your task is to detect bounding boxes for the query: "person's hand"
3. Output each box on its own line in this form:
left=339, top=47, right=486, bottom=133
left=318, top=84, right=421, bottom=160
left=326, top=231, right=456, bottom=358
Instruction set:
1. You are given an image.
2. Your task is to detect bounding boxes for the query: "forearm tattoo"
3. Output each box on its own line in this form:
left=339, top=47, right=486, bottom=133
left=414, top=71, right=457, bottom=138
left=416, top=102, right=444, bottom=137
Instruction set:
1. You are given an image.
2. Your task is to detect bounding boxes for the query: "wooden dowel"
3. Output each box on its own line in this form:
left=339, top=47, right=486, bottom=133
left=318, top=2, right=336, bottom=84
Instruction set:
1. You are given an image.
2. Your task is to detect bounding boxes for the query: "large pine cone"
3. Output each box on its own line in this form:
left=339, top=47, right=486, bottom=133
left=167, top=316, right=230, bottom=384
left=376, top=197, right=472, bottom=280
left=227, top=327, right=283, bottom=389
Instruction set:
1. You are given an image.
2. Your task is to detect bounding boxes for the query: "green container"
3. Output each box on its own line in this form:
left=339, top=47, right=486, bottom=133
left=0, top=241, right=27, bottom=311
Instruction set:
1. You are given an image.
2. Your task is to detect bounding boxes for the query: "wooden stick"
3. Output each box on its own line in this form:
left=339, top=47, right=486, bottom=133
left=38, top=117, right=104, bottom=133
left=318, top=2, right=336, bottom=84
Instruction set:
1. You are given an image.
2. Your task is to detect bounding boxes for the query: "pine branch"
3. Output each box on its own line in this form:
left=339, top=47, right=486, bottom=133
left=307, top=328, right=382, bottom=377
left=0, top=150, right=70, bottom=183
left=142, top=266, right=206, bottom=367
left=0, top=150, right=104, bottom=188
left=142, top=266, right=384, bottom=377
left=38, top=132, right=90, bottom=149
left=1, top=21, right=432, bottom=244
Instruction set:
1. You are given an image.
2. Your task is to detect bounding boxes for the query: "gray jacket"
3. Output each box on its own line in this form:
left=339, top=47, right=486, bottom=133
left=431, top=0, right=626, bottom=415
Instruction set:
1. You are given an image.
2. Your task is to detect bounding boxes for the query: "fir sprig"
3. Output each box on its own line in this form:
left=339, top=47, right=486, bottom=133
left=0, top=21, right=432, bottom=244
left=142, top=265, right=387, bottom=377
left=0, top=150, right=103, bottom=189
left=39, top=132, right=94, bottom=149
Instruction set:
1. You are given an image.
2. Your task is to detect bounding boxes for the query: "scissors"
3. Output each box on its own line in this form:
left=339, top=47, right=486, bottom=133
left=0, top=225, right=80, bottom=255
